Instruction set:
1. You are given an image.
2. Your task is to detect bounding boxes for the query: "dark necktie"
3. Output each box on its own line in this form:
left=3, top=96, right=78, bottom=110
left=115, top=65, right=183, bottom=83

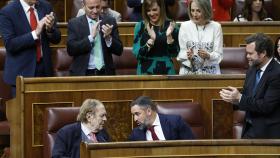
left=148, top=125, right=159, bottom=140
left=253, top=69, right=261, bottom=94
left=29, top=7, right=41, bottom=62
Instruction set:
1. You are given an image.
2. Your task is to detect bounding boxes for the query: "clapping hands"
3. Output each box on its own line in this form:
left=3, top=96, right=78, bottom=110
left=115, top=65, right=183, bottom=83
left=146, top=24, right=156, bottom=40
left=166, top=21, right=175, bottom=37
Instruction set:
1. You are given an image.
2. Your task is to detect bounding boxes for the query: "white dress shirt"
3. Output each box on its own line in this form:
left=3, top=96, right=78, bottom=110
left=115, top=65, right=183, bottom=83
left=146, top=114, right=166, bottom=141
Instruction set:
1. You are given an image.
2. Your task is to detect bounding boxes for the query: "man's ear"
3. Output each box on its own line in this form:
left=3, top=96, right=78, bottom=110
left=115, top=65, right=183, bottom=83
left=146, top=107, right=152, bottom=116
left=260, top=50, right=267, bottom=58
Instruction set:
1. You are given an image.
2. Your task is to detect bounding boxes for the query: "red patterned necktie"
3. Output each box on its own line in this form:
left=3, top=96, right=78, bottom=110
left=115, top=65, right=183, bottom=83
left=89, top=132, right=98, bottom=143
left=148, top=125, right=159, bottom=140
left=29, top=7, right=42, bottom=62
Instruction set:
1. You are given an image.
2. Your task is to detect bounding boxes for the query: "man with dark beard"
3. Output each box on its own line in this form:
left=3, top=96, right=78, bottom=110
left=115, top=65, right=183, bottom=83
left=220, top=33, right=280, bottom=139
left=128, top=96, right=194, bottom=141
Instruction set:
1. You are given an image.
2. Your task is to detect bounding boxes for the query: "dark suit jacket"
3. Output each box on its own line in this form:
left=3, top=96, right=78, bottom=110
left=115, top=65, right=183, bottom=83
left=67, top=15, right=123, bottom=76
left=239, top=59, right=280, bottom=138
left=128, top=113, right=194, bottom=141
left=0, top=0, right=61, bottom=85
left=52, top=122, right=110, bottom=158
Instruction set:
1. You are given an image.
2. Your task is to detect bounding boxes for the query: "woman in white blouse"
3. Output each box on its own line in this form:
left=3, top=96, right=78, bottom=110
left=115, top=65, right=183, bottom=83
left=177, top=0, right=223, bottom=75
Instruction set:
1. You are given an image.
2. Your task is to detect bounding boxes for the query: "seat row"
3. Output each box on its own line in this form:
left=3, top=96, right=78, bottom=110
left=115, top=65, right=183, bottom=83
left=43, top=102, right=245, bottom=158
left=54, top=47, right=248, bottom=76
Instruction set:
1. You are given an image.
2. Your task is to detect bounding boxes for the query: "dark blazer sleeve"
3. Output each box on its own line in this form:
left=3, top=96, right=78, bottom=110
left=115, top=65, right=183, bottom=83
left=0, top=9, right=36, bottom=55
left=52, top=123, right=81, bottom=158
left=239, top=65, right=280, bottom=114
left=67, top=17, right=92, bottom=57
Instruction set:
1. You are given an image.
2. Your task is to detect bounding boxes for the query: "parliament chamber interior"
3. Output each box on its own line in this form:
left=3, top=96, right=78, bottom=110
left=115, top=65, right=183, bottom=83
left=0, top=0, right=280, bottom=157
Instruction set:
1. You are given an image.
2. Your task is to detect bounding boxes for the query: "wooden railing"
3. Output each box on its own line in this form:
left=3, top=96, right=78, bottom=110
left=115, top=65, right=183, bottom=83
left=80, top=139, right=280, bottom=158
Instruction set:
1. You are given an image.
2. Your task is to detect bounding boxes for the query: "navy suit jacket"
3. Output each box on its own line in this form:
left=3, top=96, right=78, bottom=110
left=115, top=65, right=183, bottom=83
left=67, top=15, right=123, bottom=76
left=128, top=113, right=194, bottom=141
left=239, top=59, right=280, bottom=138
left=0, top=0, right=61, bottom=85
left=52, top=122, right=110, bottom=158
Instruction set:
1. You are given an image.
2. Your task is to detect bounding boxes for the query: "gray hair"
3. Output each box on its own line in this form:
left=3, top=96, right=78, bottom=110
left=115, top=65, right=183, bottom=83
left=188, top=0, right=213, bottom=22
left=77, top=99, right=104, bottom=123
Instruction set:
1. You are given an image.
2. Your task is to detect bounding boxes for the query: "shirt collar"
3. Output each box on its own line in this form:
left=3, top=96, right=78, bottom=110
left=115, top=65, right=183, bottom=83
left=260, top=58, right=273, bottom=72
left=151, top=113, right=161, bottom=127
left=86, top=16, right=99, bottom=24
left=20, top=0, right=36, bottom=14
left=81, top=122, right=92, bottom=136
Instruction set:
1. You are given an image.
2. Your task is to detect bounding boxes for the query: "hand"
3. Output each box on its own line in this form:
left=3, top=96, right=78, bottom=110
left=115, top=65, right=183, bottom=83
left=35, top=17, right=46, bottom=36
left=101, top=24, right=113, bottom=38
left=186, top=48, right=194, bottom=59
left=146, top=38, right=155, bottom=48
left=91, top=20, right=102, bottom=38
left=166, top=21, right=175, bottom=37
left=219, top=86, right=242, bottom=104
left=198, top=49, right=210, bottom=59
left=45, top=12, right=55, bottom=32
left=146, top=24, right=156, bottom=40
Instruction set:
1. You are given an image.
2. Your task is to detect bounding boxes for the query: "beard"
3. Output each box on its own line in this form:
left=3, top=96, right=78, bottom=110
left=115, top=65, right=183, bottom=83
left=138, top=123, right=147, bottom=130
left=137, top=118, right=149, bottom=130
left=249, top=59, right=262, bottom=67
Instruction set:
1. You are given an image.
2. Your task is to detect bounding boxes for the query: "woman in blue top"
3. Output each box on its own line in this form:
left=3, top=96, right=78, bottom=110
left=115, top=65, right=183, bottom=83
left=132, top=0, right=179, bottom=75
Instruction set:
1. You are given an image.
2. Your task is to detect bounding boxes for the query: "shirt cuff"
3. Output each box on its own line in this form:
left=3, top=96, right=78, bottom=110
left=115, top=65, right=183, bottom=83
left=32, top=31, right=38, bottom=40
left=105, top=36, right=112, bottom=47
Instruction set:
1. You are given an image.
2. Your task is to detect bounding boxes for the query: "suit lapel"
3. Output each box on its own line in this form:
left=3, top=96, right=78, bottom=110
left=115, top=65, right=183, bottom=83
left=254, top=60, right=274, bottom=96
left=159, top=114, right=170, bottom=140
left=35, top=1, right=44, bottom=21
left=81, top=15, right=91, bottom=38
left=15, top=0, right=32, bottom=32
left=247, top=68, right=257, bottom=96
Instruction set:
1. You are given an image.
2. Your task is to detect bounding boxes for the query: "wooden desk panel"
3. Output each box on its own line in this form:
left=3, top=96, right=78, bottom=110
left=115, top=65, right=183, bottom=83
left=80, top=140, right=280, bottom=158
left=7, top=75, right=245, bottom=158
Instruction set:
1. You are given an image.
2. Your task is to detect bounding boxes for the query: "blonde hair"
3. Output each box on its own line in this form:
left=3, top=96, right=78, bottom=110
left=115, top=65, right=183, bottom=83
left=77, top=99, right=104, bottom=123
left=188, top=0, right=213, bottom=22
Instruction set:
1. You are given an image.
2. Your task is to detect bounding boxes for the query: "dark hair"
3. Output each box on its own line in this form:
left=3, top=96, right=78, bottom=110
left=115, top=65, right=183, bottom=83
left=142, top=0, right=166, bottom=28
left=130, top=96, right=157, bottom=111
left=241, top=0, right=268, bottom=21
left=274, top=36, right=280, bottom=61
left=245, top=33, right=273, bottom=57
